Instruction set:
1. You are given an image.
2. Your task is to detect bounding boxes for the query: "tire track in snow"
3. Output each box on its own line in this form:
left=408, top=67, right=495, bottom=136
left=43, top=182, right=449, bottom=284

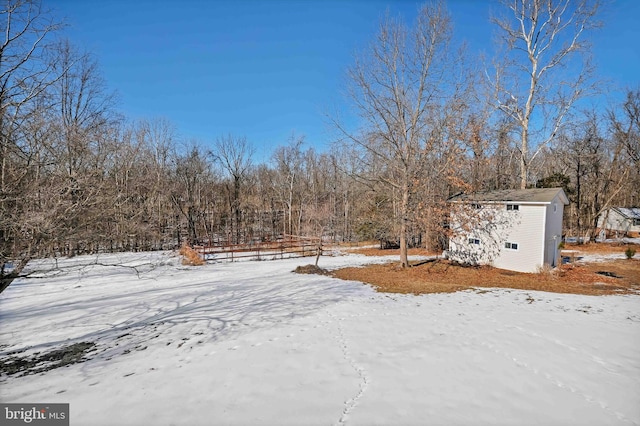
left=327, top=308, right=369, bottom=426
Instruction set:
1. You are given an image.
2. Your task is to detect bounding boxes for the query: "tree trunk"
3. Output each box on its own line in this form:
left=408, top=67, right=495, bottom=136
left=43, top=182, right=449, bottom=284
left=399, top=184, right=410, bottom=268
left=520, top=126, right=529, bottom=190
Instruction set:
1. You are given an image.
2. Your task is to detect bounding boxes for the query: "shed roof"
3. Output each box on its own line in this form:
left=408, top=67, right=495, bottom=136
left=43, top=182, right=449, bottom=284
left=448, top=187, right=569, bottom=204
left=613, top=207, right=640, bottom=219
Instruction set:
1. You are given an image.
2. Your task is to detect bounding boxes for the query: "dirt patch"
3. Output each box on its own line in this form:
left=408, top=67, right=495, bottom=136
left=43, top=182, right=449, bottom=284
left=1, top=342, right=96, bottom=377
left=331, top=259, right=640, bottom=296
left=293, top=264, right=331, bottom=275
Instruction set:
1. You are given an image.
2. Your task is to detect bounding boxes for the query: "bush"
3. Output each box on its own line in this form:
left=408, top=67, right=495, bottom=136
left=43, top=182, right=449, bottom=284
left=625, top=247, right=636, bottom=260
left=179, top=244, right=205, bottom=266
left=536, top=263, right=556, bottom=277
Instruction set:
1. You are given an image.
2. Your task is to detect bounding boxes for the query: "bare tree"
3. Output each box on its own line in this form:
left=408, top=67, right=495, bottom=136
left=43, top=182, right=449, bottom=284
left=212, top=135, right=254, bottom=244
left=172, top=143, right=212, bottom=246
left=271, top=135, right=304, bottom=237
left=335, top=2, right=467, bottom=267
left=607, top=89, right=640, bottom=208
left=610, top=89, right=640, bottom=167
left=0, top=0, right=64, bottom=291
left=556, top=113, right=608, bottom=237
left=45, top=40, right=119, bottom=255
left=537, top=106, right=633, bottom=240
left=136, top=117, right=177, bottom=248
left=490, top=0, right=601, bottom=189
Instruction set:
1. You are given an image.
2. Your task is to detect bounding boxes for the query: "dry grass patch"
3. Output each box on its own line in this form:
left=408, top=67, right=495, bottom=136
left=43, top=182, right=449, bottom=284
left=345, top=246, right=438, bottom=257
left=331, top=258, right=640, bottom=296
left=564, top=242, right=639, bottom=255
left=293, top=264, right=330, bottom=275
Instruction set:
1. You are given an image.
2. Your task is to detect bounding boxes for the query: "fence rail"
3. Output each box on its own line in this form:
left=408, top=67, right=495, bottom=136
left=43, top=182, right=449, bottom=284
left=193, top=235, right=323, bottom=262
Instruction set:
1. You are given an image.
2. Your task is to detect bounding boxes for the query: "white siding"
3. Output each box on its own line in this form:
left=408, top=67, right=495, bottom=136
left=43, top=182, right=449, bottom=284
left=597, top=209, right=625, bottom=230
left=448, top=234, right=487, bottom=265
left=447, top=188, right=568, bottom=273
left=447, top=204, right=515, bottom=266
left=598, top=209, right=640, bottom=235
left=492, top=205, right=545, bottom=273
left=448, top=203, right=547, bottom=272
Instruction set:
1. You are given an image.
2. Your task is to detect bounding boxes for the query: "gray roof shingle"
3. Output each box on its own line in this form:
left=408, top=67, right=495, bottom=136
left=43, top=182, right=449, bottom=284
left=448, top=188, right=568, bottom=204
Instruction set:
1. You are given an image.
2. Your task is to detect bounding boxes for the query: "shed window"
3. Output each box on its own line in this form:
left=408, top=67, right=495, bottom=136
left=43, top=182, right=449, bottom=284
left=505, top=242, right=519, bottom=250
left=468, top=238, right=480, bottom=245
left=506, top=204, right=519, bottom=211
left=634, top=218, right=640, bottom=226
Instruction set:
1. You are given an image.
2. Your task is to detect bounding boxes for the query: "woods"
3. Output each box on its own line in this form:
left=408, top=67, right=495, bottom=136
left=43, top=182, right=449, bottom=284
left=1, top=0, right=638, bottom=288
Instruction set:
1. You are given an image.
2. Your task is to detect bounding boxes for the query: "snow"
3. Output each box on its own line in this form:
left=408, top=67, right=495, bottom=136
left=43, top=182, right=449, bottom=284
left=1, top=251, right=639, bottom=426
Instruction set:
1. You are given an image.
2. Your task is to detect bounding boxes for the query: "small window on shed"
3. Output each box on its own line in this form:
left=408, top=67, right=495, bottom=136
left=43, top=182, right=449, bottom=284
left=506, top=204, right=519, bottom=211
left=468, top=238, right=480, bottom=245
left=553, top=203, right=558, bottom=213
left=505, top=242, right=519, bottom=250
left=634, top=218, right=640, bottom=226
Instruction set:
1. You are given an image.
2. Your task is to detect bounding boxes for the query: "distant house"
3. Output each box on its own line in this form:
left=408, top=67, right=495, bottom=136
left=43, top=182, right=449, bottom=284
left=596, top=207, right=640, bottom=238
left=446, top=188, right=569, bottom=273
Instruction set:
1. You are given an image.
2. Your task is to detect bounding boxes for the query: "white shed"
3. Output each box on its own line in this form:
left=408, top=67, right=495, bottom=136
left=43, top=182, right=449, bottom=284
left=596, top=207, right=640, bottom=238
left=446, top=188, right=569, bottom=273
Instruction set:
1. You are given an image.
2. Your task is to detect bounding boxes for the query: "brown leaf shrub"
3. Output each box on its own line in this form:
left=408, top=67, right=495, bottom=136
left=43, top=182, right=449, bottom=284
left=179, top=244, right=205, bottom=266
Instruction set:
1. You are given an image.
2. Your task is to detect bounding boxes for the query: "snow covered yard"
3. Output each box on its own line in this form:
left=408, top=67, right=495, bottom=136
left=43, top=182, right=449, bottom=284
left=1, top=252, right=639, bottom=426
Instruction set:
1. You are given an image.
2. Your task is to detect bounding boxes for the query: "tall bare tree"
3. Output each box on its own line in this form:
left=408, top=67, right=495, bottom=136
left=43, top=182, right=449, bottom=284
left=610, top=89, right=640, bottom=168
left=172, top=143, right=213, bottom=246
left=0, top=0, right=63, bottom=291
left=46, top=40, right=118, bottom=255
left=212, top=135, right=254, bottom=244
left=608, top=89, right=640, bottom=208
left=271, top=135, right=304, bottom=236
left=490, top=0, right=601, bottom=189
left=335, top=1, right=467, bottom=267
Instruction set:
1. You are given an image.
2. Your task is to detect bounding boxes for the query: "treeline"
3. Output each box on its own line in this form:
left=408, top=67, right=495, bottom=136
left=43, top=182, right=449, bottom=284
left=1, top=0, right=639, bottom=285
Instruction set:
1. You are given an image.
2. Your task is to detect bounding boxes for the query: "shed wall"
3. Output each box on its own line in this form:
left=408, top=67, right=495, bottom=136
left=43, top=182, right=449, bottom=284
left=492, top=205, right=545, bottom=273
left=448, top=203, right=547, bottom=273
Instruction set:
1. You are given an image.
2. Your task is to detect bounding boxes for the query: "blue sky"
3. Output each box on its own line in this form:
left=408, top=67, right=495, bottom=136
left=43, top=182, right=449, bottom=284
left=55, top=0, right=639, bottom=161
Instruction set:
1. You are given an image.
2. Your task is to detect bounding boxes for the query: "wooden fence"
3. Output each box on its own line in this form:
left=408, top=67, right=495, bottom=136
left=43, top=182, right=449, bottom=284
left=193, top=234, right=323, bottom=262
